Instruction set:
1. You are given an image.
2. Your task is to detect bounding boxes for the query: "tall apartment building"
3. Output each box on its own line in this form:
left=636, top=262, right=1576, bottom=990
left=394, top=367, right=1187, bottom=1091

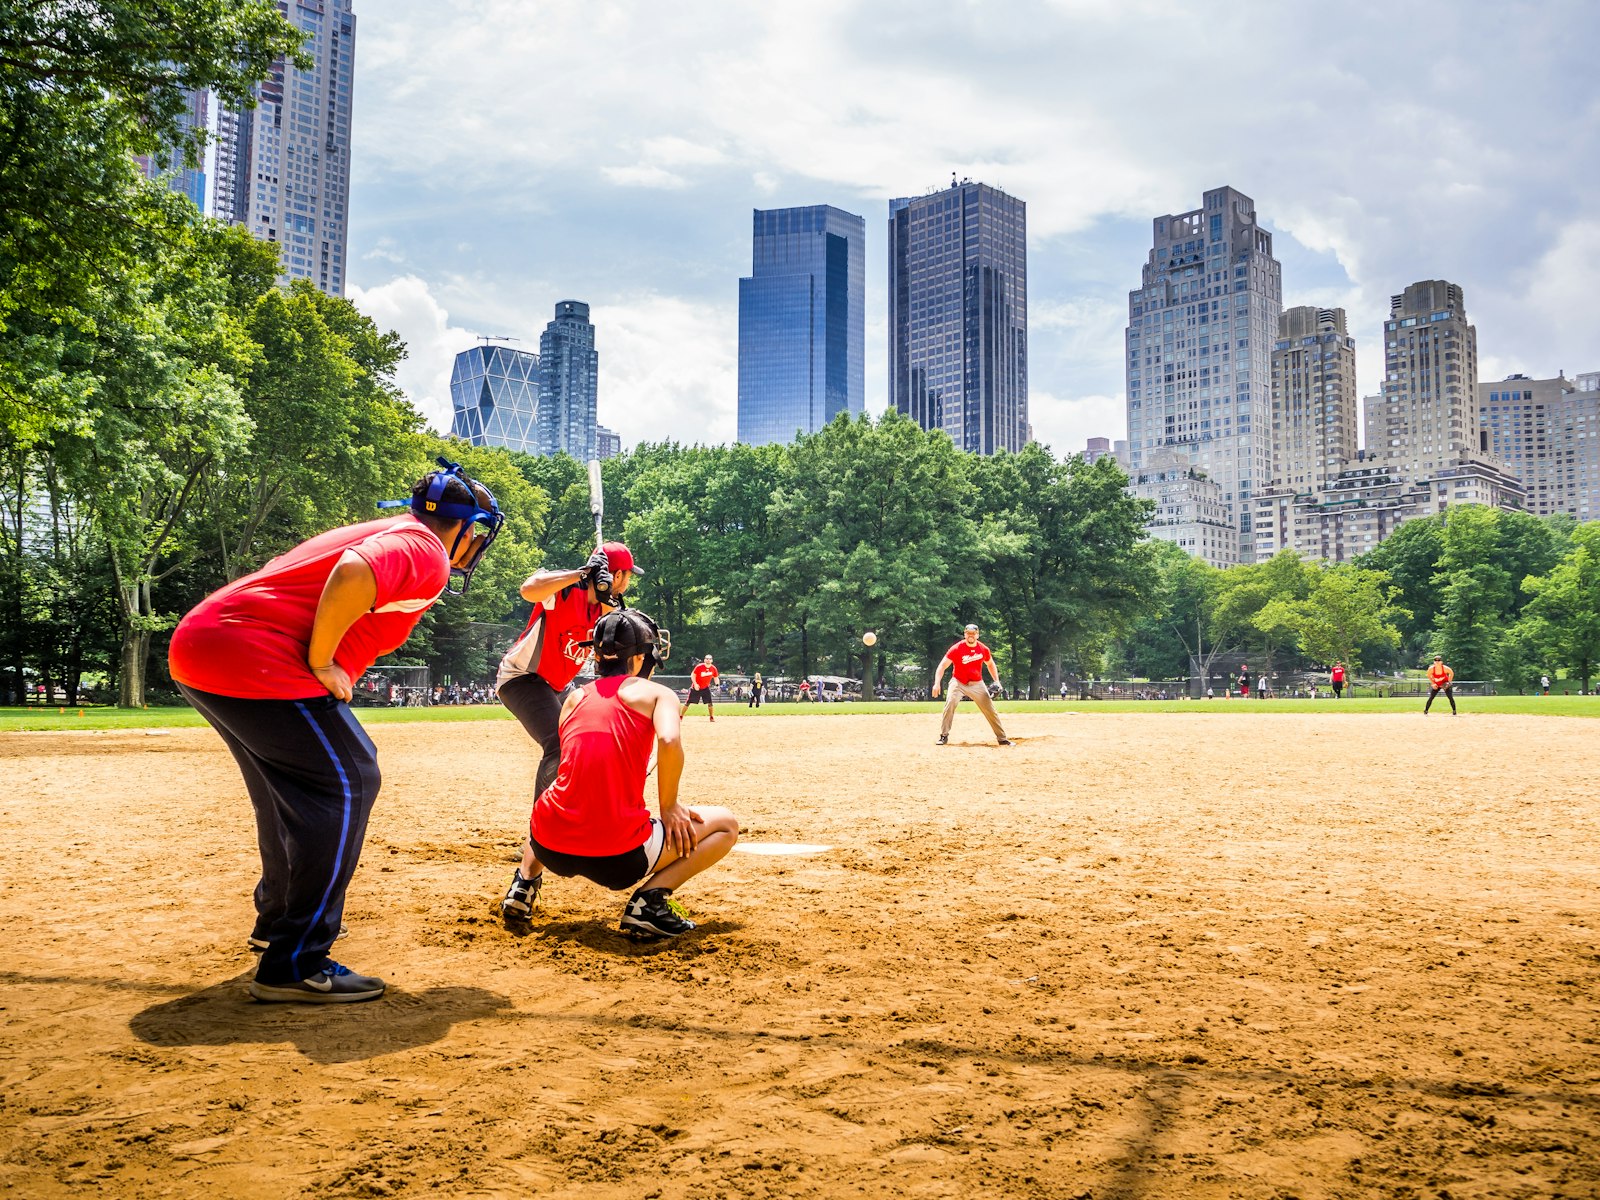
left=134, top=88, right=210, bottom=211
left=1366, top=280, right=1482, bottom=474
left=212, top=0, right=357, bottom=296
left=595, top=425, right=623, bottom=461
left=889, top=180, right=1028, bottom=455
left=737, top=205, right=865, bottom=446
left=1125, top=186, right=1282, bottom=563
left=449, top=342, right=540, bottom=455
left=535, top=301, right=599, bottom=461
left=1481, top=372, right=1600, bottom=519
left=1268, top=307, right=1357, bottom=493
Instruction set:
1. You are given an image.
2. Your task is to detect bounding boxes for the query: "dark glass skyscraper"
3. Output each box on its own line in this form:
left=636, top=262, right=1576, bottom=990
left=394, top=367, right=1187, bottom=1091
left=889, top=181, right=1028, bottom=455
left=536, top=301, right=599, bottom=460
left=449, top=342, right=540, bottom=454
left=737, top=205, right=865, bottom=445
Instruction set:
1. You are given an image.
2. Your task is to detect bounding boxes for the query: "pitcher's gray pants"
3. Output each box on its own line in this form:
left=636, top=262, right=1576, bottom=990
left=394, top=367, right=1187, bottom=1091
left=940, top=679, right=1008, bottom=741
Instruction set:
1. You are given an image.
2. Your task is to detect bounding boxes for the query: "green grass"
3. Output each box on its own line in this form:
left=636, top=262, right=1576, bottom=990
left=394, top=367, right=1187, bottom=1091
left=6, top=692, right=1598, bottom=731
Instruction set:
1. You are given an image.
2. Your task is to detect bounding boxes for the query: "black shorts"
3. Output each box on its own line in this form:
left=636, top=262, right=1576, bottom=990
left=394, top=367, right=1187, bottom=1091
left=685, top=686, right=713, bottom=705
left=532, top=819, right=664, bottom=892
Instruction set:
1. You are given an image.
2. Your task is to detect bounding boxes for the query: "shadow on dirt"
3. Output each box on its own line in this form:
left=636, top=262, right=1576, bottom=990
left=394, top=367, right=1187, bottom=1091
left=130, top=973, right=512, bottom=1064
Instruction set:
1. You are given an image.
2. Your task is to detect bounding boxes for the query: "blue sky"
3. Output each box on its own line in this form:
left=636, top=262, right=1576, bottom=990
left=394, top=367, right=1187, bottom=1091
left=345, top=0, right=1600, bottom=456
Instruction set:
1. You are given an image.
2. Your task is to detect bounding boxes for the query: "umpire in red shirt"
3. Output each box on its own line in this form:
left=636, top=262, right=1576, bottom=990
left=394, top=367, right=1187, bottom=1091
left=169, top=461, right=502, bottom=1003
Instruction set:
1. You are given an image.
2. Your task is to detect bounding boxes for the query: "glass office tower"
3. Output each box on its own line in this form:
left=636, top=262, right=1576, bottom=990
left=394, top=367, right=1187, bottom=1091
left=449, top=343, right=541, bottom=454
left=737, top=205, right=866, bottom=446
left=212, top=0, right=356, bottom=296
left=134, top=87, right=210, bottom=211
left=889, top=180, right=1028, bottom=455
left=536, top=301, right=599, bottom=461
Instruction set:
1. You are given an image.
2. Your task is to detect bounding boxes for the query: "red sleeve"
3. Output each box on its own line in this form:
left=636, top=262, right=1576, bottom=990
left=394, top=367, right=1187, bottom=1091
left=981, top=646, right=993, bottom=664
left=352, top=527, right=449, bottom=614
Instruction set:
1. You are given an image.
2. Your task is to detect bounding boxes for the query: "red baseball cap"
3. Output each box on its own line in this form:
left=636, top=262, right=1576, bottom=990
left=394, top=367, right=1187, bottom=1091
left=602, top=541, right=641, bottom=575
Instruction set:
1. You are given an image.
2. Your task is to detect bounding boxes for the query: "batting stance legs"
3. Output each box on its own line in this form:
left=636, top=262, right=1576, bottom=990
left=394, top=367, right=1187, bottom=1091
left=180, top=686, right=380, bottom=988
left=498, top=673, right=567, bottom=801
left=939, top=679, right=1009, bottom=742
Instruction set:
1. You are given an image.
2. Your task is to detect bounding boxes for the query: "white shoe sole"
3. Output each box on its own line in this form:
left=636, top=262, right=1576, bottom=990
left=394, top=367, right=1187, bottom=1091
left=248, top=978, right=385, bottom=1004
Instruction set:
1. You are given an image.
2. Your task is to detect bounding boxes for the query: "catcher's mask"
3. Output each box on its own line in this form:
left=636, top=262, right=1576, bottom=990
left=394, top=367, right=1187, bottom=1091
left=377, top=458, right=504, bottom=595
left=582, top=609, right=671, bottom=678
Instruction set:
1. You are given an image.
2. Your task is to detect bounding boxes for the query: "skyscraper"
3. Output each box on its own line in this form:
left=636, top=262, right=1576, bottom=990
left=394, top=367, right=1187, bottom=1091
left=1481, top=372, right=1600, bottom=520
left=1367, top=280, right=1480, bottom=475
left=1268, top=307, right=1357, bottom=494
left=212, top=0, right=357, bottom=296
left=889, top=180, right=1028, bottom=455
left=737, top=205, right=865, bottom=446
left=449, top=342, right=540, bottom=454
left=536, top=301, right=599, bottom=461
left=1125, top=186, right=1281, bottom=562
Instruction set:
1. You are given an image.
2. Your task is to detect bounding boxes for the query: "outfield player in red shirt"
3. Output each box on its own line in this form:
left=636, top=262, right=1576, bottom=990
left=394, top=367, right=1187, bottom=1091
left=931, top=623, right=1011, bottom=746
left=1330, top=661, right=1346, bottom=699
left=170, top=461, right=502, bottom=1003
left=1425, top=654, right=1456, bottom=715
left=500, top=610, right=739, bottom=938
left=683, top=654, right=720, bottom=721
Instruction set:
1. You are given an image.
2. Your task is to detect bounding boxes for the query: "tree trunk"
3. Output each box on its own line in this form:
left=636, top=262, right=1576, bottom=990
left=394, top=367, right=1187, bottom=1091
left=117, top=579, right=154, bottom=708
left=861, top=648, right=875, bottom=699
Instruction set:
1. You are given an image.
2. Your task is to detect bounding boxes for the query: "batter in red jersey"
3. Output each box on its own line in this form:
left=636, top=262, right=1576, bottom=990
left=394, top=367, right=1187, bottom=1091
left=931, top=623, right=1011, bottom=746
left=171, top=461, right=503, bottom=1003
left=496, top=539, right=638, bottom=824
left=683, top=654, right=720, bottom=721
left=499, top=610, right=740, bottom=938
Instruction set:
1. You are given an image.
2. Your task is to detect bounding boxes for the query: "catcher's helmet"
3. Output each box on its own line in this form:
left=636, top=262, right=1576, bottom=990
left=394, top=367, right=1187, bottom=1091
left=583, top=609, right=671, bottom=677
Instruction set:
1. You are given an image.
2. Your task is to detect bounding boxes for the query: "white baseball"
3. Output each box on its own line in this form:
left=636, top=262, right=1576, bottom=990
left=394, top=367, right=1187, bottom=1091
left=862, top=631, right=877, bottom=646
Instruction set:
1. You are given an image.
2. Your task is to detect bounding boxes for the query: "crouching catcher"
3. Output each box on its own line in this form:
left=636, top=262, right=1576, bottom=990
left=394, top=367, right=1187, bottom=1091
left=500, top=610, right=739, bottom=939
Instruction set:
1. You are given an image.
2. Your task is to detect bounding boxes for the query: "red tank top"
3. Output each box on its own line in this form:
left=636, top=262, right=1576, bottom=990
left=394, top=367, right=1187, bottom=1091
left=531, top=675, right=656, bottom=856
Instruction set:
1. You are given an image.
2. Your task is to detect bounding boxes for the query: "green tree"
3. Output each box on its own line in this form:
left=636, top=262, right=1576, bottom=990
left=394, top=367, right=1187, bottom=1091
left=1431, top=506, right=1512, bottom=680
left=1254, top=564, right=1408, bottom=675
left=0, top=0, right=305, bottom=443
left=1513, top=524, right=1600, bottom=694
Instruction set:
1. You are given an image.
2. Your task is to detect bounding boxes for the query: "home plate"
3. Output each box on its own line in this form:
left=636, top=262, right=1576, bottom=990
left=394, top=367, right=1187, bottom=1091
left=733, top=843, right=834, bottom=856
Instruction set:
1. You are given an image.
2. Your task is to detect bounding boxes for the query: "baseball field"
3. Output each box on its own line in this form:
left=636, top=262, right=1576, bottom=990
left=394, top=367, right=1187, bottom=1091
left=2, top=707, right=1596, bottom=1199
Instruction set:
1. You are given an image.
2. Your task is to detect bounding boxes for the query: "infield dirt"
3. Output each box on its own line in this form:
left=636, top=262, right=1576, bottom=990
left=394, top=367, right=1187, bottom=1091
left=1, top=709, right=1596, bottom=1199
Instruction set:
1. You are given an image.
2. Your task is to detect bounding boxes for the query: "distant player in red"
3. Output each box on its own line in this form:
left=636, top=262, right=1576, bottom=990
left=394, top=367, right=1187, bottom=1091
left=931, top=623, right=1010, bottom=746
left=170, top=461, right=502, bottom=1003
left=1237, top=663, right=1250, bottom=698
left=1330, top=661, right=1346, bottom=699
left=683, top=654, right=720, bottom=721
left=1425, top=654, right=1456, bottom=715
left=499, top=610, right=739, bottom=938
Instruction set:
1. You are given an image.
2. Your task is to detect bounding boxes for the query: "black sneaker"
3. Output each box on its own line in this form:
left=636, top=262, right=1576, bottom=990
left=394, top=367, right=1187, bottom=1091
left=936, top=735, right=948, bottom=745
left=248, top=923, right=346, bottom=953
left=248, top=961, right=385, bottom=1004
left=500, top=868, right=543, bottom=924
left=620, top=888, right=696, bottom=939
left=998, top=738, right=1013, bottom=746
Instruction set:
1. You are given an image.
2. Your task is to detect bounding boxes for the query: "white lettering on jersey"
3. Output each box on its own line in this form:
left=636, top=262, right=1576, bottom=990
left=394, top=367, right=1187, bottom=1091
left=372, top=587, right=445, bottom=615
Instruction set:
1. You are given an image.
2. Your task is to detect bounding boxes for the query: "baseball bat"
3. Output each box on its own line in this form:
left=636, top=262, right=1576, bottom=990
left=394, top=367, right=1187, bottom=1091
left=586, top=459, right=604, bottom=550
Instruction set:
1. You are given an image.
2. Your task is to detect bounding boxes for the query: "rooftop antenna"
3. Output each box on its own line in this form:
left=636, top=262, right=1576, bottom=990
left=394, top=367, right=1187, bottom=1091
left=475, top=334, right=522, bottom=344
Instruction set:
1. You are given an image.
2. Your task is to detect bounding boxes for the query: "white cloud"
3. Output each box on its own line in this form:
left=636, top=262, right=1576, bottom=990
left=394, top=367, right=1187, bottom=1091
left=600, top=164, right=689, bottom=190
left=347, top=276, right=478, bottom=433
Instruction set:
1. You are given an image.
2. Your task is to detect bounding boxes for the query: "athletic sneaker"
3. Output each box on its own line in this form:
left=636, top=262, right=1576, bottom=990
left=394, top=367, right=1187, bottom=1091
left=248, top=923, right=346, bottom=953
left=998, top=738, right=1013, bottom=746
left=247, top=961, right=385, bottom=1004
left=619, top=888, right=696, bottom=939
left=500, top=868, right=543, bottom=924
left=936, top=735, right=948, bottom=745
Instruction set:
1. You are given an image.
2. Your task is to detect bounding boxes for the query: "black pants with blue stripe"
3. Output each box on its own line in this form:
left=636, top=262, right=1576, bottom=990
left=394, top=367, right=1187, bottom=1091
left=180, top=685, right=381, bottom=985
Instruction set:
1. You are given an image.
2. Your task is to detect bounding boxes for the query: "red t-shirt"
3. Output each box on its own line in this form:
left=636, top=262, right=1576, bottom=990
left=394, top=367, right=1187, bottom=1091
left=532, top=676, right=656, bottom=856
left=691, top=663, right=719, bottom=689
left=497, top=583, right=605, bottom=690
left=169, top=516, right=449, bottom=701
left=1331, top=666, right=1346, bottom=683
left=946, top=640, right=992, bottom=684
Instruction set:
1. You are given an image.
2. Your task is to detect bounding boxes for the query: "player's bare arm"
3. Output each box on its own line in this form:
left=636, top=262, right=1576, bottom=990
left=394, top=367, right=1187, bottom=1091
left=931, top=655, right=952, bottom=698
left=518, top=566, right=588, bottom=604
left=306, top=549, right=378, bottom=701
